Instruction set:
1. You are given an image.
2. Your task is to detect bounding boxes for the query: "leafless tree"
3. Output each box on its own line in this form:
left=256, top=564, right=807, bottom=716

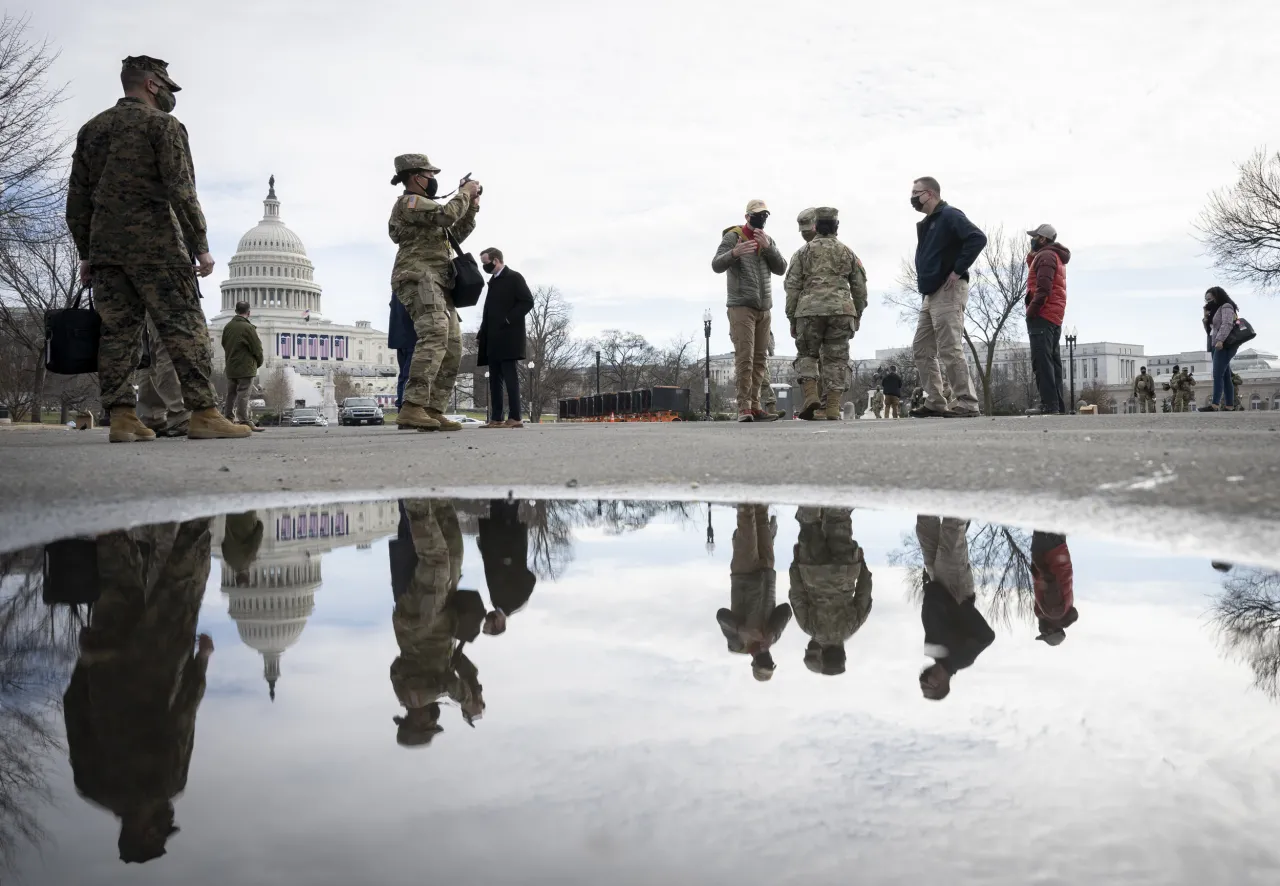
left=1198, top=148, right=1280, bottom=292
left=649, top=335, right=698, bottom=388
left=1078, top=380, right=1115, bottom=413
left=884, top=225, right=1029, bottom=415
left=261, top=365, right=292, bottom=422
left=1212, top=566, right=1280, bottom=699
left=594, top=329, right=658, bottom=393
left=332, top=368, right=355, bottom=403
left=518, top=286, right=588, bottom=421
left=0, top=15, right=70, bottom=245
left=0, top=225, right=80, bottom=422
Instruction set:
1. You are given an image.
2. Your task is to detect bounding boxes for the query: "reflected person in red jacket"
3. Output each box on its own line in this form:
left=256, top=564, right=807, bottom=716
left=1031, top=531, right=1078, bottom=645
left=1024, top=224, right=1071, bottom=416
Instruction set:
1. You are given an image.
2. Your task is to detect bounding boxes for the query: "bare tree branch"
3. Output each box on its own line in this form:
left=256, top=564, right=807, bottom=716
left=1198, top=147, right=1280, bottom=292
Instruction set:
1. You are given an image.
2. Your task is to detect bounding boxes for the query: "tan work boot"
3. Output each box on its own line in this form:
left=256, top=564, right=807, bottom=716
left=824, top=391, right=843, bottom=421
left=426, top=408, right=462, bottom=431
left=797, top=379, right=822, bottom=421
left=189, top=408, right=253, bottom=439
left=109, top=407, right=157, bottom=443
left=397, top=403, right=440, bottom=431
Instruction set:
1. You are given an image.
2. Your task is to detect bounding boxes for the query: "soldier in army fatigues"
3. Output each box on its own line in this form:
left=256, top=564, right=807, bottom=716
left=1163, top=364, right=1183, bottom=412
left=65, top=56, right=248, bottom=442
left=1230, top=371, right=1245, bottom=410
left=387, top=155, right=481, bottom=432
left=390, top=499, right=484, bottom=747
left=717, top=504, right=792, bottom=681
left=1183, top=367, right=1197, bottom=410
left=789, top=507, right=873, bottom=677
left=1132, top=365, right=1156, bottom=414
left=758, top=331, right=778, bottom=416
left=63, top=519, right=214, bottom=863
left=784, top=207, right=868, bottom=421
left=871, top=388, right=885, bottom=419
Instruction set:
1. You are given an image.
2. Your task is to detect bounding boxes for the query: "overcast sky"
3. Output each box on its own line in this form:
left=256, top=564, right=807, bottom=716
left=30, top=0, right=1280, bottom=359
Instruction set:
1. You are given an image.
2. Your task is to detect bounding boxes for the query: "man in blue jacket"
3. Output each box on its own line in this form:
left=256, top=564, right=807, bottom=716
left=909, top=177, right=987, bottom=417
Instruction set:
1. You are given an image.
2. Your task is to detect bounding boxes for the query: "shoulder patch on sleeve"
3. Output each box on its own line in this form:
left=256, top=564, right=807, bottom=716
left=406, top=195, right=418, bottom=209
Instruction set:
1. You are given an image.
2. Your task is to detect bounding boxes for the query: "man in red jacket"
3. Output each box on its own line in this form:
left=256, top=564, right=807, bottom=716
left=1024, top=224, right=1070, bottom=415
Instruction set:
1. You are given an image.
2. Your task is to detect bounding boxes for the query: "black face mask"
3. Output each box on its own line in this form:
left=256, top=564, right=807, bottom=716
left=482, top=262, right=496, bottom=274
left=748, top=212, right=768, bottom=229
left=1030, top=237, right=1042, bottom=252
left=417, top=175, right=438, bottom=198
left=910, top=195, right=924, bottom=212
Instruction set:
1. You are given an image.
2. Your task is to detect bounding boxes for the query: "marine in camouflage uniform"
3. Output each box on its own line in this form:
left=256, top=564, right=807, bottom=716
left=387, top=154, right=480, bottom=432
left=389, top=499, right=484, bottom=747
left=1132, top=366, right=1156, bottom=414
left=717, top=504, right=792, bottom=681
left=62, top=519, right=214, bottom=863
left=784, top=207, right=868, bottom=421
left=788, top=507, right=873, bottom=677
left=65, top=56, right=247, bottom=442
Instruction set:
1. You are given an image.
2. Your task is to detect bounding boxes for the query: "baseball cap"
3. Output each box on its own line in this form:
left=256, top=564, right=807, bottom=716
left=745, top=199, right=769, bottom=214
left=1036, top=629, right=1067, bottom=646
left=1027, top=223, right=1057, bottom=240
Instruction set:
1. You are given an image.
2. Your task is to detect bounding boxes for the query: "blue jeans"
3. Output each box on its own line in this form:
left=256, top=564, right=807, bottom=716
left=395, top=346, right=413, bottom=409
left=1212, top=344, right=1239, bottom=406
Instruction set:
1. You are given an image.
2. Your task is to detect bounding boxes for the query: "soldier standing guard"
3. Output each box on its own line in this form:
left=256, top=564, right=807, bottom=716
left=1132, top=365, right=1156, bottom=414
left=65, top=56, right=249, bottom=441
left=387, top=155, right=481, bottom=432
left=784, top=207, right=868, bottom=420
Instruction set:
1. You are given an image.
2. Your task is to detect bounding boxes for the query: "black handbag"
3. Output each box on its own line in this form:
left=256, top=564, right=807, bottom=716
left=44, top=286, right=100, bottom=375
left=42, top=538, right=100, bottom=607
left=447, top=231, right=485, bottom=309
left=1224, top=315, right=1257, bottom=349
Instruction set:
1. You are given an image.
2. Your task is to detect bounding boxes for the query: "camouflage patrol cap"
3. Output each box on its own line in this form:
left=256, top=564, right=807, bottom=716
left=390, top=153, right=442, bottom=185
left=796, top=207, right=817, bottom=230
left=814, top=207, right=839, bottom=221
left=122, top=55, right=181, bottom=91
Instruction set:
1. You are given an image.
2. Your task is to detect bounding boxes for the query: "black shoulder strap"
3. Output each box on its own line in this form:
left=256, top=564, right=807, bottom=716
left=71, top=285, right=94, bottom=311
left=446, top=230, right=465, bottom=259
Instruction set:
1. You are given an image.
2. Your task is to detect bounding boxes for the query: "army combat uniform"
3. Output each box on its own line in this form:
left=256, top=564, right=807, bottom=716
left=63, top=519, right=213, bottom=863
left=871, top=389, right=884, bottom=419
left=789, top=507, right=873, bottom=676
left=758, top=331, right=778, bottom=414
left=65, top=57, right=233, bottom=442
left=1230, top=371, right=1245, bottom=409
left=390, top=499, right=484, bottom=746
left=784, top=207, right=868, bottom=420
left=1132, top=370, right=1156, bottom=414
left=387, top=154, right=478, bottom=431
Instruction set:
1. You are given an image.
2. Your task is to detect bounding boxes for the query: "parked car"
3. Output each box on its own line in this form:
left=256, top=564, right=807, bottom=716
left=291, top=407, right=322, bottom=427
left=339, top=397, right=385, bottom=426
left=446, top=414, right=484, bottom=428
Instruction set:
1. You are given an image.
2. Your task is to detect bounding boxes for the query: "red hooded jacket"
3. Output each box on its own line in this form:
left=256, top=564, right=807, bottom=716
left=1025, top=242, right=1071, bottom=326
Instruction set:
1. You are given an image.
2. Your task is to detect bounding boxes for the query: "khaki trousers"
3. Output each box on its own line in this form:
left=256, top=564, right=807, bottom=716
left=223, top=377, right=253, bottom=422
left=912, top=280, right=979, bottom=413
left=136, top=315, right=191, bottom=431
left=728, top=306, right=770, bottom=411
left=915, top=515, right=975, bottom=602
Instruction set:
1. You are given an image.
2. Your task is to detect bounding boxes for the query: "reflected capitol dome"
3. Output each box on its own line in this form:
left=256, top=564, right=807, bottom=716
left=214, top=501, right=400, bottom=699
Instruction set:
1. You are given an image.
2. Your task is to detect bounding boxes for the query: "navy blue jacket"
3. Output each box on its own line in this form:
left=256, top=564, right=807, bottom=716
left=914, top=203, right=987, bottom=296
left=387, top=294, right=416, bottom=350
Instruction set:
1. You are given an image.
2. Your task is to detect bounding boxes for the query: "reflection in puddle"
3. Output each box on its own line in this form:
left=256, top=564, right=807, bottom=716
left=3, top=498, right=1280, bottom=883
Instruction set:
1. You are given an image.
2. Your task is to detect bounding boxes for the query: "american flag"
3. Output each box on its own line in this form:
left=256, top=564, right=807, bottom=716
left=303, top=309, right=311, bottom=322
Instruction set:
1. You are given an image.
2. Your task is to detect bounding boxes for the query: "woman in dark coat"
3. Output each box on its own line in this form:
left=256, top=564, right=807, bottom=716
left=476, top=248, right=534, bottom=427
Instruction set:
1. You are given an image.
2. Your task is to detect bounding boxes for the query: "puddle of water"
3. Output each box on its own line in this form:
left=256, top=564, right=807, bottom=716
left=2, top=498, right=1278, bottom=884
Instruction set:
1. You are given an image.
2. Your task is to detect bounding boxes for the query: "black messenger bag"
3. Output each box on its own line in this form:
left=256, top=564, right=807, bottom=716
left=447, top=231, right=485, bottom=309
left=44, top=286, right=100, bottom=375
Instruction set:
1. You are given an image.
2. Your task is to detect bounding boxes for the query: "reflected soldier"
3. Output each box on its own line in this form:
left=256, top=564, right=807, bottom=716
left=63, top=519, right=214, bottom=863
left=390, top=499, right=484, bottom=747
left=789, top=507, right=872, bottom=676
left=1132, top=365, right=1156, bottom=414
left=717, top=504, right=792, bottom=681
left=220, top=510, right=263, bottom=587
left=917, top=515, right=993, bottom=701
left=1030, top=531, right=1078, bottom=646
left=477, top=498, right=537, bottom=636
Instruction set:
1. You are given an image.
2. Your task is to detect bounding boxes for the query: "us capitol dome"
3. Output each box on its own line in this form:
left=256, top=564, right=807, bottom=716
left=208, top=177, right=399, bottom=405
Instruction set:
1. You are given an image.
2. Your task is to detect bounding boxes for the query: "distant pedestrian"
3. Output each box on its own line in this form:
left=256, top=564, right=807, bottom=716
left=387, top=291, right=416, bottom=411
left=220, top=302, right=264, bottom=431
left=1023, top=224, right=1069, bottom=416
left=908, top=177, right=987, bottom=418
left=1202, top=286, right=1242, bottom=411
left=477, top=248, right=534, bottom=428
left=712, top=199, right=786, bottom=422
left=881, top=365, right=903, bottom=419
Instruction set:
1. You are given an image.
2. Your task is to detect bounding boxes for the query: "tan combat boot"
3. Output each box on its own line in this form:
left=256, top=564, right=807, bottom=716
left=798, top=379, right=822, bottom=421
left=426, top=408, right=462, bottom=431
left=108, top=407, right=157, bottom=443
left=824, top=390, right=843, bottom=421
left=189, top=408, right=253, bottom=439
left=397, top=403, right=440, bottom=431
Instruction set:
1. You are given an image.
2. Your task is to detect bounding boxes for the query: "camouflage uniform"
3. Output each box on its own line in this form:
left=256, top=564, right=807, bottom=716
left=1132, top=369, right=1156, bottom=414
left=65, top=58, right=217, bottom=412
left=718, top=504, right=792, bottom=680
left=910, top=386, right=926, bottom=413
left=390, top=499, right=484, bottom=746
left=789, top=507, right=873, bottom=676
left=1230, top=371, right=1245, bottom=409
left=387, top=154, right=478, bottom=415
left=871, top=389, right=884, bottom=419
left=136, top=315, right=190, bottom=434
left=758, top=331, right=777, bottom=413
left=62, top=518, right=212, bottom=863
left=1183, top=369, right=1197, bottom=410
left=784, top=208, right=868, bottom=397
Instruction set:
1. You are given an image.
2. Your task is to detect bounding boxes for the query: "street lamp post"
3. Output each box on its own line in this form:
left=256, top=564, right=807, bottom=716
left=702, top=309, right=712, bottom=420
left=705, top=504, right=714, bottom=553
left=1065, top=329, right=1078, bottom=410
left=595, top=350, right=601, bottom=396
left=527, top=361, right=536, bottom=422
